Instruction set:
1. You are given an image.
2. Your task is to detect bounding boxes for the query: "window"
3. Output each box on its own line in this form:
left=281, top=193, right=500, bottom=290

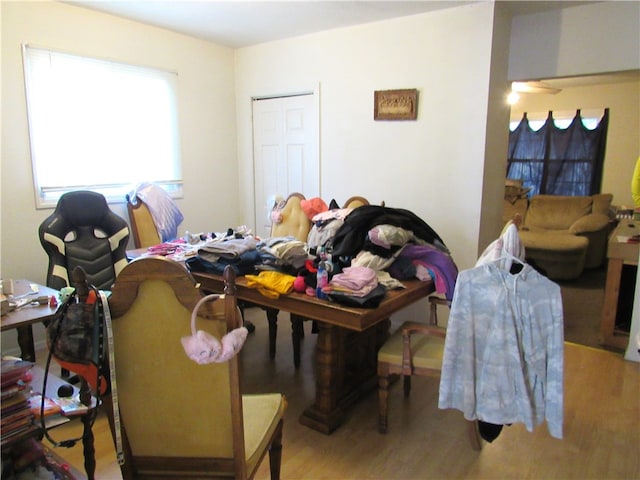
left=22, top=45, right=182, bottom=208
left=507, top=109, right=609, bottom=197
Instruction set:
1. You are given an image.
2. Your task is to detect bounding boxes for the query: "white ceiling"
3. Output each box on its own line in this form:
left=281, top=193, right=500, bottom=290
left=65, top=1, right=589, bottom=49
left=64, top=1, right=637, bottom=87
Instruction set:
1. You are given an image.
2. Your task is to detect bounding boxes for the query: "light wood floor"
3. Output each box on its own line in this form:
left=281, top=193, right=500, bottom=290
left=40, top=308, right=640, bottom=479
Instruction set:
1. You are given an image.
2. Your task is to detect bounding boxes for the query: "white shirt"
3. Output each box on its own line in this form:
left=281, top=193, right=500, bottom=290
left=438, top=262, right=564, bottom=439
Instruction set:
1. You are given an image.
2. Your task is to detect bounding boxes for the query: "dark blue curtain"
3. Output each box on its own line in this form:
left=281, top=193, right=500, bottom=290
left=507, top=109, right=609, bottom=197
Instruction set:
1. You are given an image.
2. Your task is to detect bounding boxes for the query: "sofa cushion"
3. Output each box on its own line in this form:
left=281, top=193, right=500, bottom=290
left=591, top=193, right=613, bottom=215
left=525, top=195, right=593, bottom=230
left=569, top=213, right=611, bottom=235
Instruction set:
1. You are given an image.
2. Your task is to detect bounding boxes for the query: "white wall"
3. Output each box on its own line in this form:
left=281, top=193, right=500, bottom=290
left=479, top=5, right=513, bottom=253
left=1, top=1, right=238, bottom=354
left=508, top=1, right=640, bottom=81
left=235, top=3, right=508, bottom=275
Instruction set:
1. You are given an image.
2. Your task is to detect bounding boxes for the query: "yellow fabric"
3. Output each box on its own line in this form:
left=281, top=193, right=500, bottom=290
left=632, top=156, right=640, bottom=207
left=243, top=394, right=287, bottom=473
left=245, top=271, right=296, bottom=299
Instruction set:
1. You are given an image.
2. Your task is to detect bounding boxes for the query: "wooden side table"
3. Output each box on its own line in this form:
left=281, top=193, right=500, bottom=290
left=600, top=221, right=639, bottom=349
left=0, top=280, right=59, bottom=362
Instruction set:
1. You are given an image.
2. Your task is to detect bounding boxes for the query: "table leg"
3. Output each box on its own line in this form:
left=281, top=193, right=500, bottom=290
left=16, top=325, right=36, bottom=362
left=600, top=258, right=627, bottom=349
left=265, top=308, right=279, bottom=359
left=299, top=319, right=391, bottom=434
left=291, top=314, right=305, bottom=368
left=82, top=412, right=96, bottom=480
left=299, top=322, right=344, bottom=434
left=79, top=378, right=96, bottom=480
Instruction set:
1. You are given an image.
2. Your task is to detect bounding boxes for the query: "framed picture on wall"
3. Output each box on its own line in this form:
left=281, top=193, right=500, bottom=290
left=374, top=89, right=418, bottom=121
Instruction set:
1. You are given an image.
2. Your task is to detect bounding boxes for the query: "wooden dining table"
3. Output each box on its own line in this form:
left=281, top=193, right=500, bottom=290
left=190, top=269, right=434, bottom=434
left=1, top=280, right=59, bottom=362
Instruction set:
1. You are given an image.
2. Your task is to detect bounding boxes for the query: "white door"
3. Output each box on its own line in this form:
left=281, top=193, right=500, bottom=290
left=252, top=93, right=319, bottom=238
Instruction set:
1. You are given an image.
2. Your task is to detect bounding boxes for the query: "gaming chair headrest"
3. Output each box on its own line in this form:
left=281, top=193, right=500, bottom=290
left=55, top=191, right=111, bottom=228
left=41, top=191, right=128, bottom=240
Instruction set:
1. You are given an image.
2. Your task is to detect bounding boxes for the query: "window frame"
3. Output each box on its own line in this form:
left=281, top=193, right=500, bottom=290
left=22, top=44, right=183, bottom=208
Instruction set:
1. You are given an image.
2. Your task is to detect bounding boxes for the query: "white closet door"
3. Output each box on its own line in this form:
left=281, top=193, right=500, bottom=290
left=252, top=93, right=319, bottom=239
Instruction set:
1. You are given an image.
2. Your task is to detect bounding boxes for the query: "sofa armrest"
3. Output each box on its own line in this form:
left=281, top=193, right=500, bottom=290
left=569, top=213, right=610, bottom=235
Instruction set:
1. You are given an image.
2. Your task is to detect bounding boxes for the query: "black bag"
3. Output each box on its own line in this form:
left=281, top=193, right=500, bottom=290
left=46, top=267, right=108, bottom=395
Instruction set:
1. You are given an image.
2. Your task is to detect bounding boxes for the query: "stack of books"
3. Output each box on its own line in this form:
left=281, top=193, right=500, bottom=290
left=1, top=358, right=38, bottom=447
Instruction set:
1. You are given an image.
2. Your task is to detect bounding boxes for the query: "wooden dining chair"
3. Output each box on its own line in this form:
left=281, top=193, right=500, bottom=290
left=270, top=192, right=312, bottom=241
left=377, top=312, right=482, bottom=451
left=377, top=217, right=527, bottom=449
left=342, top=196, right=387, bottom=209
left=258, top=193, right=313, bottom=368
left=105, top=257, right=286, bottom=479
left=125, top=194, right=161, bottom=248
left=342, top=196, right=370, bottom=209
left=285, top=195, right=372, bottom=364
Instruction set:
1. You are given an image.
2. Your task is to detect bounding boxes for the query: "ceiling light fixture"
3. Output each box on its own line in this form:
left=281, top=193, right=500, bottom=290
left=511, top=81, right=562, bottom=95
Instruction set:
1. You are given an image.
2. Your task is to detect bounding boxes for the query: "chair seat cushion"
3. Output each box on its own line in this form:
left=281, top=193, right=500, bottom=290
left=518, top=231, right=588, bottom=280
left=243, top=393, right=286, bottom=471
left=378, top=322, right=445, bottom=370
left=519, top=231, right=588, bottom=253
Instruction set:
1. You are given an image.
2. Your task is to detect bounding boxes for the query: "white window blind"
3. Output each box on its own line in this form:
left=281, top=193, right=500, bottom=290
left=22, top=45, right=182, bottom=208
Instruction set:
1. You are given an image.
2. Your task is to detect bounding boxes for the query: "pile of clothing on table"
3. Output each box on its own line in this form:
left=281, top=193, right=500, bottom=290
left=186, top=202, right=458, bottom=308
left=321, top=204, right=458, bottom=306
left=185, top=229, right=310, bottom=299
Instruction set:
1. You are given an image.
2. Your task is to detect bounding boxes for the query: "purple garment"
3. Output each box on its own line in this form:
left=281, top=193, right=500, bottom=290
left=388, top=244, right=458, bottom=301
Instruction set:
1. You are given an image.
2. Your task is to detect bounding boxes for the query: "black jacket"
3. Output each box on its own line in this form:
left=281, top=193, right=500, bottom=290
left=329, top=205, right=447, bottom=263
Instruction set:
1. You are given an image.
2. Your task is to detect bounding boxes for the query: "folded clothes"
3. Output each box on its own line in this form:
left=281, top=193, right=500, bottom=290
left=198, top=236, right=258, bottom=261
left=324, top=281, right=377, bottom=298
left=327, top=284, right=387, bottom=308
left=329, top=266, right=377, bottom=291
left=185, top=249, right=261, bottom=276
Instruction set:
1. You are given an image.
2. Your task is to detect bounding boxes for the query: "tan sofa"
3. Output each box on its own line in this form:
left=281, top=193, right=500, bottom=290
left=504, top=193, right=613, bottom=280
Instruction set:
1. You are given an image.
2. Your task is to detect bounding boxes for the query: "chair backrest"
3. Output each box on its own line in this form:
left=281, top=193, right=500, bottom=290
left=126, top=183, right=184, bottom=246
left=270, top=192, right=312, bottom=241
left=107, top=257, right=248, bottom=478
left=38, top=190, right=130, bottom=291
left=125, top=194, right=162, bottom=248
left=342, top=196, right=370, bottom=209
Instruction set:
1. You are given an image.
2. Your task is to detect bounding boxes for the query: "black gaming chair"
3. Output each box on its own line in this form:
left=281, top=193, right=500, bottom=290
left=38, top=191, right=130, bottom=291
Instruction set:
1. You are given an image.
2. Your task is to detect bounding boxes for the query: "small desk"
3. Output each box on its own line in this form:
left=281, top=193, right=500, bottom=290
left=600, top=221, right=639, bottom=349
left=1, top=280, right=59, bottom=361
left=191, top=270, right=433, bottom=434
